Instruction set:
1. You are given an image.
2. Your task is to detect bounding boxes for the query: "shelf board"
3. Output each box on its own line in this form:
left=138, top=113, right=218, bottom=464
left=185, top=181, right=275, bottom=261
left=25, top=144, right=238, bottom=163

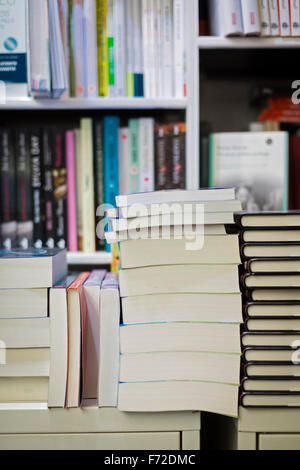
left=197, top=36, right=300, bottom=49
left=0, top=97, right=188, bottom=111
left=67, top=252, right=112, bottom=266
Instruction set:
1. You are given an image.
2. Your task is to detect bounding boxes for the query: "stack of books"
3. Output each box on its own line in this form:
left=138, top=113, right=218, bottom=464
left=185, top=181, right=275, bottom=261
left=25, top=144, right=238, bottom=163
left=0, top=249, right=67, bottom=405
left=238, top=212, right=300, bottom=408
left=106, top=188, right=243, bottom=417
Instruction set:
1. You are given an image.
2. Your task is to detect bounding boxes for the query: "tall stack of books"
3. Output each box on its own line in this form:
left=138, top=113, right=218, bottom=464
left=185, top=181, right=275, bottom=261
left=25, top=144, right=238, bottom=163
left=0, top=249, right=67, bottom=405
left=238, top=212, right=300, bottom=408
left=106, top=188, right=243, bottom=417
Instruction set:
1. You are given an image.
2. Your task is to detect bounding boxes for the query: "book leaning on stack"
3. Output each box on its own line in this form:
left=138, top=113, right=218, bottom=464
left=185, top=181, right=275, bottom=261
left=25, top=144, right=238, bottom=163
left=238, top=212, right=300, bottom=408
left=0, top=249, right=121, bottom=408
left=106, top=188, right=243, bottom=417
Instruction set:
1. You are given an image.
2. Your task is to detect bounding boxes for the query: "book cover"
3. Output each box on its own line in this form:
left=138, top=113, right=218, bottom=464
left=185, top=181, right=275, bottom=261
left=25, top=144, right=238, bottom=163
left=30, top=130, right=45, bottom=249
left=240, top=0, right=261, bottom=35
left=107, top=0, right=116, bottom=97
left=114, top=0, right=126, bottom=97
left=125, top=0, right=134, bottom=97
left=119, top=127, right=130, bottom=195
left=278, top=0, right=291, bottom=35
left=53, top=129, right=67, bottom=250
left=132, top=0, right=144, bottom=97
left=43, top=129, right=56, bottom=249
left=94, top=120, right=105, bottom=250
left=209, top=132, right=289, bottom=211
left=161, top=0, right=173, bottom=98
left=66, top=130, right=78, bottom=252
left=155, top=123, right=171, bottom=190
left=269, top=0, right=280, bottom=35
left=83, top=0, right=98, bottom=97
left=71, top=0, right=85, bottom=97
left=258, top=0, right=271, bottom=36
left=173, top=0, right=185, bottom=98
left=58, top=0, right=70, bottom=98
left=128, top=119, right=139, bottom=194
left=289, top=0, right=300, bottom=36
left=139, top=118, right=155, bottom=193
left=15, top=130, right=33, bottom=249
left=170, top=122, right=186, bottom=189
left=96, top=0, right=108, bottom=96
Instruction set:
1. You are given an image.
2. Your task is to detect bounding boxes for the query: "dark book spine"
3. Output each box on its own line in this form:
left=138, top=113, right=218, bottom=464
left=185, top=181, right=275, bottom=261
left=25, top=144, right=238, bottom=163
left=155, top=124, right=171, bottom=190
left=53, top=130, right=67, bottom=250
left=15, top=130, right=33, bottom=249
left=94, top=120, right=105, bottom=250
left=43, top=129, right=56, bottom=249
left=0, top=130, right=17, bottom=249
left=170, top=122, right=186, bottom=189
left=30, top=131, right=45, bottom=248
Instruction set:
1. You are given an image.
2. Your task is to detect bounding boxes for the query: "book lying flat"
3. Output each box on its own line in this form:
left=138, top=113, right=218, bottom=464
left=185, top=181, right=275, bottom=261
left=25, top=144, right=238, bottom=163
left=0, top=348, right=49, bottom=377
left=122, top=293, right=242, bottom=324
left=241, top=229, right=300, bottom=243
left=119, top=264, right=240, bottom=297
left=0, top=288, right=48, bottom=319
left=242, top=377, right=300, bottom=392
left=119, top=235, right=240, bottom=269
left=244, top=362, right=300, bottom=377
left=242, top=273, right=300, bottom=289
left=245, top=317, right=300, bottom=331
left=118, top=381, right=239, bottom=417
left=120, top=351, right=240, bottom=385
left=245, top=258, right=300, bottom=273
left=243, top=347, right=297, bottom=362
left=242, top=331, right=300, bottom=348
left=241, top=392, right=300, bottom=408
left=0, top=377, right=49, bottom=403
left=0, top=318, right=50, bottom=348
left=245, top=301, right=300, bottom=317
left=116, top=188, right=236, bottom=207
left=235, top=212, right=300, bottom=228
left=120, top=323, right=241, bottom=354
left=248, top=289, right=300, bottom=302
left=0, top=248, right=67, bottom=288
left=241, top=243, right=300, bottom=259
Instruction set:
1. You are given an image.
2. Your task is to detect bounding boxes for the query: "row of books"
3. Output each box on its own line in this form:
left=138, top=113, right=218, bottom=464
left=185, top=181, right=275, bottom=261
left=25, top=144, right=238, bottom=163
left=207, top=0, right=300, bottom=37
left=0, top=249, right=120, bottom=407
left=0, top=0, right=186, bottom=100
left=238, top=212, right=300, bottom=408
left=0, top=117, right=186, bottom=252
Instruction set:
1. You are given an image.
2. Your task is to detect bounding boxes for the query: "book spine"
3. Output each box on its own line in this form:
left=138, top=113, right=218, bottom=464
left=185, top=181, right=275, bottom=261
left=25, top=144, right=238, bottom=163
left=107, top=0, right=116, bottom=97
left=125, top=0, right=134, bottom=97
left=0, top=131, right=17, bottom=249
left=75, top=128, right=83, bottom=250
left=220, top=0, right=243, bottom=36
left=139, top=118, right=155, bottom=193
left=155, top=0, right=163, bottom=98
left=72, top=0, right=85, bottom=96
left=15, top=130, right=33, bottom=249
left=259, top=0, right=271, bottom=35
left=114, top=0, right=126, bottom=96
left=162, top=0, right=173, bottom=98
left=170, top=122, right=186, bottom=189
left=58, top=0, right=70, bottom=97
left=83, top=0, right=98, bottom=97
left=119, top=127, right=130, bottom=195
left=240, top=0, right=261, bottom=35
left=269, top=0, right=280, bottom=34
left=53, top=130, right=67, bottom=250
left=66, top=130, right=78, bottom=252
left=94, top=120, right=105, bottom=250
left=43, top=129, right=56, bottom=249
left=132, top=0, right=144, bottom=97
left=30, top=131, right=45, bottom=249
left=68, top=0, right=76, bottom=96
left=155, top=124, right=170, bottom=190
left=173, top=0, right=185, bottom=98
left=148, top=0, right=156, bottom=97
left=289, top=0, right=300, bottom=35
left=96, top=0, right=109, bottom=97
left=104, top=116, right=119, bottom=206
left=278, top=0, right=290, bottom=35
left=129, top=119, right=140, bottom=193
left=80, top=119, right=96, bottom=252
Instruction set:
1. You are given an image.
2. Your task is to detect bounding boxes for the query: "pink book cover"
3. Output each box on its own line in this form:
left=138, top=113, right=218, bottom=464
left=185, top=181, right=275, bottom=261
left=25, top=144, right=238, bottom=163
left=66, top=130, right=78, bottom=251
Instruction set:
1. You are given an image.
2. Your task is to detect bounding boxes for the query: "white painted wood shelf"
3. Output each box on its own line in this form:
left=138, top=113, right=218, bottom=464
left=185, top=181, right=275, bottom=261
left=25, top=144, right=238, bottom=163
left=67, top=251, right=112, bottom=266
left=197, top=36, right=300, bottom=49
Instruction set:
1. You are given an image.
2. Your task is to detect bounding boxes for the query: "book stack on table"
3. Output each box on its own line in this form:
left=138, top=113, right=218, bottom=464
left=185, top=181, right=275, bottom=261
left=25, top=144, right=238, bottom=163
left=238, top=212, right=300, bottom=408
left=0, top=249, right=67, bottom=404
left=106, top=188, right=243, bottom=417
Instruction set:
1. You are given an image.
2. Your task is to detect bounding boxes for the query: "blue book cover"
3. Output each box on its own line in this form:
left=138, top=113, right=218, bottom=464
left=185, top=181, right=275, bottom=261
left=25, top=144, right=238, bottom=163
left=103, top=116, right=119, bottom=252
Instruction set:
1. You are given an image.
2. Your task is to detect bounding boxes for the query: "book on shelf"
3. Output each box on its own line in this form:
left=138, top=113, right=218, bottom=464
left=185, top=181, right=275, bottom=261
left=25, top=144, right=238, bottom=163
left=0, top=0, right=187, bottom=100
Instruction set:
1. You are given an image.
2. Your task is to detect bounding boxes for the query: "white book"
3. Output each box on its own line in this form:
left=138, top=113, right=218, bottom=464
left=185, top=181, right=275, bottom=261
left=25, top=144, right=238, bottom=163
left=72, top=0, right=85, bottom=97
left=269, top=0, right=280, bottom=35
left=116, top=188, right=236, bottom=207
left=0, top=288, right=48, bottom=319
left=28, top=0, right=51, bottom=97
left=119, top=128, right=130, bottom=195
left=0, top=349, right=49, bottom=377
left=0, top=0, right=29, bottom=99
left=98, top=274, right=120, bottom=407
left=278, top=0, right=290, bottom=35
left=0, top=377, right=48, bottom=403
left=125, top=0, right=134, bottom=96
left=114, top=0, right=126, bottom=96
left=290, top=0, right=300, bottom=36
left=154, top=0, right=163, bottom=97
left=173, top=0, right=185, bottom=98
left=161, top=0, right=173, bottom=97
left=132, top=0, right=144, bottom=96
left=0, top=318, right=50, bottom=349
left=107, top=0, right=116, bottom=97
left=258, top=0, right=271, bottom=35
left=209, top=0, right=243, bottom=36
left=142, top=0, right=150, bottom=97
left=148, top=0, right=156, bottom=97
left=139, top=118, right=155, bottom=193
left=83, top=0, right=98, bottom=97
left=240, top=0, right=261, bottom=35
